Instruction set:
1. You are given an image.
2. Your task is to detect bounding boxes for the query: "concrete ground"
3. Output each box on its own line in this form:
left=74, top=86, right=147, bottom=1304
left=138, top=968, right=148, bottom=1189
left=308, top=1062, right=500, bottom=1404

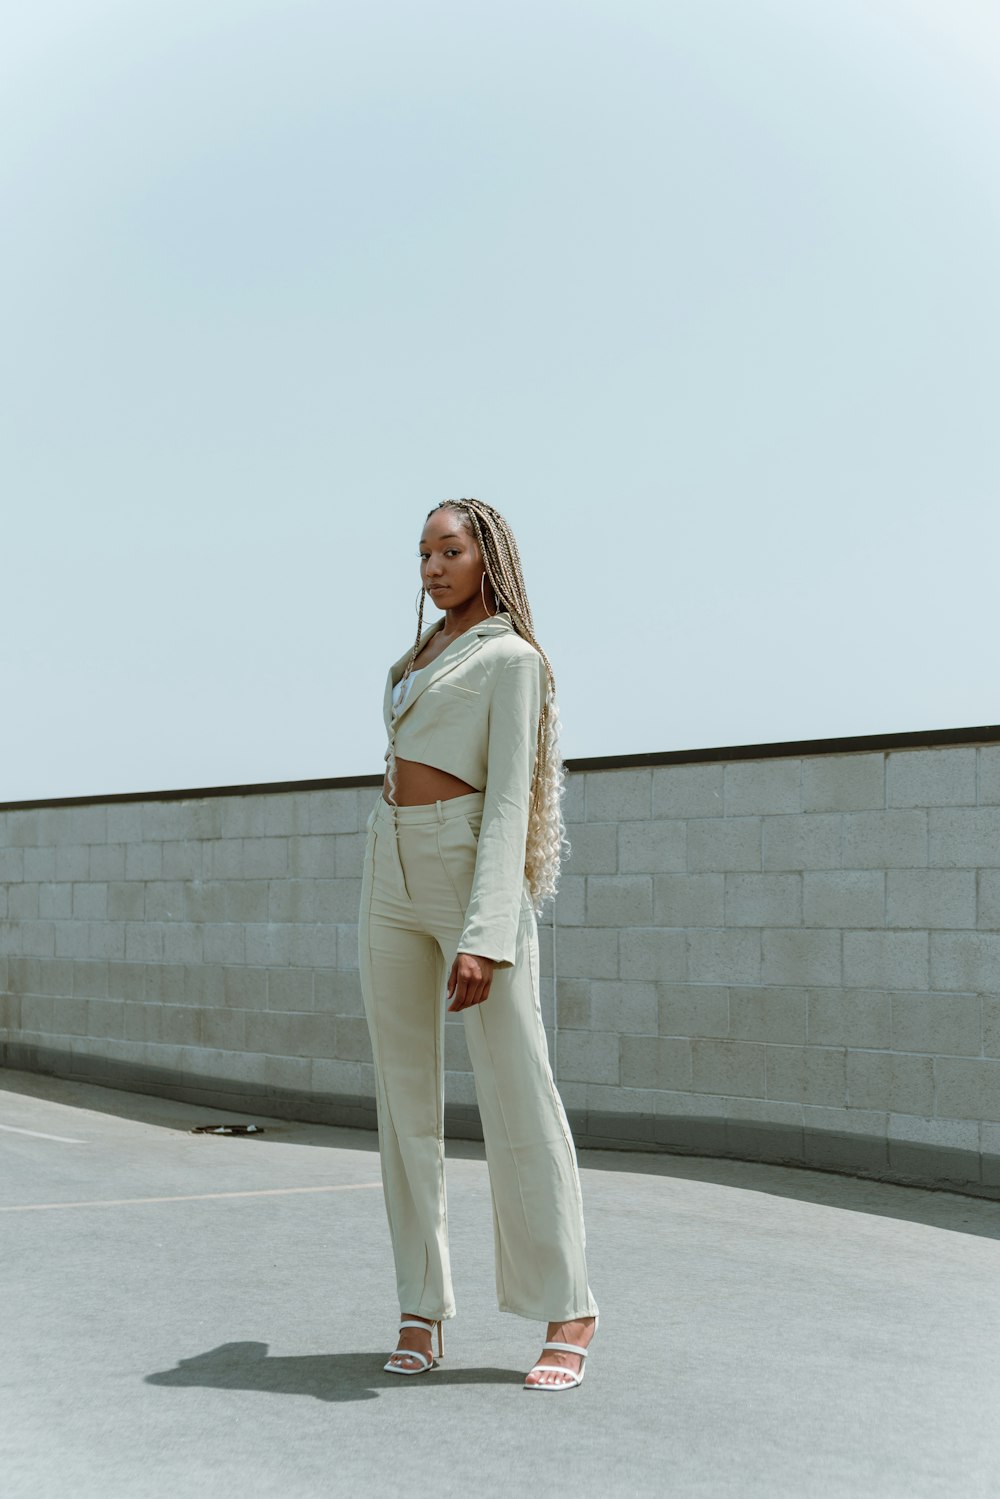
left=2, top=1067, right=999, bottom=1499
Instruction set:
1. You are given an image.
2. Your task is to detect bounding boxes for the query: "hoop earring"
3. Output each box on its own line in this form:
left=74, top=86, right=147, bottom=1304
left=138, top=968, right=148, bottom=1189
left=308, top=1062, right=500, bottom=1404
left=481, top=573, right=499, bottom=616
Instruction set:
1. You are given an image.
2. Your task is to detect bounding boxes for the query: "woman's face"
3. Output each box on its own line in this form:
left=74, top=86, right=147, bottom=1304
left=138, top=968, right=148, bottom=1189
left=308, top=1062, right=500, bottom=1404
left=418, top=509, right=485, bottom=609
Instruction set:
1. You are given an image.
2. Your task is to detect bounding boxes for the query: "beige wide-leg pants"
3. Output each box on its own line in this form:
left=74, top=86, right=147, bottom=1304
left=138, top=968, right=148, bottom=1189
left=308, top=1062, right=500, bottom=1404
left=358, top=790, right=598, bottom=1325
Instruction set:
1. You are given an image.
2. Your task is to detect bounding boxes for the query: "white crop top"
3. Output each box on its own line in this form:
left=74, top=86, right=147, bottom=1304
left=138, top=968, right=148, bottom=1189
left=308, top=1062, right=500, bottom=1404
left=391, top=660, right=433, bottom=715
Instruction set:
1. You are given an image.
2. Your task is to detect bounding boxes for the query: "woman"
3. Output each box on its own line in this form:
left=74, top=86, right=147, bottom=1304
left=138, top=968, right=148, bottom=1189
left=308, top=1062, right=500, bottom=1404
left=358, top=497, right=599, bottom=1392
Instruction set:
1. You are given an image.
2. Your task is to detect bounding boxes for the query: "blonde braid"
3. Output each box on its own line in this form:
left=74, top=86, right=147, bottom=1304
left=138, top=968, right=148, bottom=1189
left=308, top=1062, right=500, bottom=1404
left=425, top=498, right=569, bottom=911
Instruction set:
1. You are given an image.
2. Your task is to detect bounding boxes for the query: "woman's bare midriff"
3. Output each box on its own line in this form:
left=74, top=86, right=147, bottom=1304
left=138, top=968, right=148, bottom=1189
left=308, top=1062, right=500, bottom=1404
left=383, top=756, right=479, bottom=806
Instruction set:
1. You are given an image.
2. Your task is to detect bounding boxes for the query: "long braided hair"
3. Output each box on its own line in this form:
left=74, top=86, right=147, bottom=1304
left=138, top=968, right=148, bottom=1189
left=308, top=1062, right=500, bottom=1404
left=387, top=498, right=569, bottom=911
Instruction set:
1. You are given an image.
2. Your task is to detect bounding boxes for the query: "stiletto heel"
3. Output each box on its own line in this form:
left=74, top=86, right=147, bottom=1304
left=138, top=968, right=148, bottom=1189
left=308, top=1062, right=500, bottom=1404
left=383, top=1318, right=443, bottom=1376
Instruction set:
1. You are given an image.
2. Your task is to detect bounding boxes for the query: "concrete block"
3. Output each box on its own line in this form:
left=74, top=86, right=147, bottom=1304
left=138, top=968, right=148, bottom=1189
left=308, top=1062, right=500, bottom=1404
left=807, top=988, right=891, bottom=1048
left=618, top=929, right=687, bottom=981
left=801, top=753, right=885, bottom=812
left=563, top=823, right=618, bottom=875
left=241, top=837, right=289, bottom=879
left=310, top=1057, right=364, bottom=1097
left=10, top=885, right=39, bottom=920
left=243, top=923, right=297, bottom=966
left=985, top=996, right=1000, bottom=1057
left=38, top=957, right=74, bottom=995
left=87, top=998, right=124, bottom=1038
left=930, top=931, right=1000, bottom=991
left=658, top=983, right=729, bottom=1038
left=288, top=923, right=337, bottom=969
left=729, top=987, right=807, bottom=1044
left=334, top=833, right=367, bottom=878
left=803, top=871, right=885, bottom=928
left=267, top=879, right=320, bottom=923
left=287, top=836, right=337, bottom=879
left=651, top=763, right=724, bottom=819
left=618, top=820, right=686, bottom=875
left=886, top=869, right=976, bottom=929
left=653, top=874, right=724, bottom=928
left=142, top=882, right=185, bottom=922
left=20, top=921, right=55, bottom=958
left=88, top=845, right=126, bottom=881
left=842, top=931, right=929, bottom=989
left=687, top=817, right=761, bottom=872
left=184, top=964, right=225, bottom=1006
left=554, top=929, right=617, bottom=977
left=689, top=1038, right=765, bottom=1098
left=203, top=841, right=244, bottom=880
left=846, top=1051, right=934, bottom=1114
left=220, top=798, right=269, bottom=838
left=124, top=843, right=164, bottom=881
left=124, top=922, right=165, bottom=963
left=202, top=923, right=247, bottom=965
left=6, top=810, right=41, bottom=847
left=554, top=978, right=591, bottom=1030
left=589, top=981, right=658, bottom=1034
left=0, top=847, right=24, bottom=882
left=248, top=1008, right=338, bottom=1058
left=584, top=770, right=651, bottom=822
left=73, top=960, right=109, bottom=998
left=335, top=1015, right=374, bottom=1062
left=162, top=924, right=204, bottom=965
left=620, top=1036, right=692, bottom=1090
left=586, top=875, right=652, bottom=927
left=108, top=961, right=147, bottom=1002
left=315, top=969, right=365, bottom=1018
left=144, top=964, right=186, bottom=1004
left=310, top=789, right=362, bottom=834
left=268, top=968, right=316, bottom=1012
left=887, top=748, right=976, bottom=808
left=262, top=793, right=313, bottom=838
left=762, top=814, right=841, bottom=872
left=222, top=881, right=269, bottom=924
left=762, top=929, right=841, bottom=986
left=108, top=883, right=144, bottom=921
left=979, top=746, right=1000, bottom=805
left=106, top=803, right=144, bottom=842
left=55, top=846, right=90, bottom=882
left=553, top=875, right=586, bottom=926
left=316, top=879, right=363, bottom=924
left=724, top=759, right=801, bottom=816
left=7, top=956, right=38, bottom=993
left=161, top=841, right=205, bottom=880
left=23, top=847, right=55, bottom=882
left=978, top=871, right=1000, bottom=930
left=929, top=807, right=1000, bottom=868
left=50, top=994, right=89, bottom=1036
left=336, top=924, right=359, bottom=972
left=725, top=873, right=802, bottom=927
left=69, top=884, right=107, bottom=921
left=765, top=1045, right=846, bottom=1106
left=891, top=991, right=981, bottom=1056
left=692, top=929, right=761, bottom=989
left=561, top=774, right=585, bottom=823
left=20, top=994, right=52, bottom=1031
left=934, top=1058, right=1000, bottom=1123
left=554, top=1030, right=620, bottom=1084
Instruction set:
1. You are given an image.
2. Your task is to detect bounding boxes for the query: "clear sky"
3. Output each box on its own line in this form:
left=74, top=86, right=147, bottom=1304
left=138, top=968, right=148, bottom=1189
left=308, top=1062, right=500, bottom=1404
left=2, top=0, right=998, bottom=803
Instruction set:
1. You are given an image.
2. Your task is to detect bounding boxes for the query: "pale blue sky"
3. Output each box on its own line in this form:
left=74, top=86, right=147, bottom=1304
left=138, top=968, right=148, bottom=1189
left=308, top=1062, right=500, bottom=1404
left=2, top=0, right=998, bottom=802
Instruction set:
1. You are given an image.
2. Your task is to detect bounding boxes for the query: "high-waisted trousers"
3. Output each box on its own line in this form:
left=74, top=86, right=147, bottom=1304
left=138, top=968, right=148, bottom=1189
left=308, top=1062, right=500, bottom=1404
left=358, top=790, right=598, bottom=1324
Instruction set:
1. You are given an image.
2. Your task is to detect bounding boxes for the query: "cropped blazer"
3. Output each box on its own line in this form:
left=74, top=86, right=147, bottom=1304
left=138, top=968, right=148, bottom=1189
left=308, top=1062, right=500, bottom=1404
left=382, top=611, right=548, bottom=968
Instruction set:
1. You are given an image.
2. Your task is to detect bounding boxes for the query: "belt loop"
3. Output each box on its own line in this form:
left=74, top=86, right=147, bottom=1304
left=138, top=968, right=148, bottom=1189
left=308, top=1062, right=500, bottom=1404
left=435, top=799, right=445, bottom=823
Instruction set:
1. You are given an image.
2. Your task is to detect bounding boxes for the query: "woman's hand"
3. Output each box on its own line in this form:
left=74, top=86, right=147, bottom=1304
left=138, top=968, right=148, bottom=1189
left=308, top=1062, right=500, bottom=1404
left=447, top=952, right=495, bottom=1012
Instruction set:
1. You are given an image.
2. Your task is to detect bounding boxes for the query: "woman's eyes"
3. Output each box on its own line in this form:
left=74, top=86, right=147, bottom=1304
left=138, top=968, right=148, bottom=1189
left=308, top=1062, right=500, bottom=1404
left=418, top=550, right=460, bottom=559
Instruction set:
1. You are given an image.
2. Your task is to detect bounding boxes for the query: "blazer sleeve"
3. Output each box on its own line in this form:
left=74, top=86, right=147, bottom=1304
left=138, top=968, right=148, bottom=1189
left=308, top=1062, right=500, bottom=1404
left=457, top=647, right=547, bottom=968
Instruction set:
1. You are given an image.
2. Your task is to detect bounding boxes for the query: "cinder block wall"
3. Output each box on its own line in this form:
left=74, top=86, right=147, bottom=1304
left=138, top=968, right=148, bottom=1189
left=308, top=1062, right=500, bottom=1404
left=3, top=739, right=1000, bottom=1199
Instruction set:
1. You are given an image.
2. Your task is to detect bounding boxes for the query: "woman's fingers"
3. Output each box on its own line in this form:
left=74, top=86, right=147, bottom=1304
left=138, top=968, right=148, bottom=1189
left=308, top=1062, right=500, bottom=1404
left=447, top=954, right=494, bottom=1011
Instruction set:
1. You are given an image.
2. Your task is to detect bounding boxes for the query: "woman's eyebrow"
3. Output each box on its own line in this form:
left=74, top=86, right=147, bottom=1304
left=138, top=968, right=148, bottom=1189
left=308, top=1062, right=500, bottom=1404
left=420, top=533, right=462, bottom=543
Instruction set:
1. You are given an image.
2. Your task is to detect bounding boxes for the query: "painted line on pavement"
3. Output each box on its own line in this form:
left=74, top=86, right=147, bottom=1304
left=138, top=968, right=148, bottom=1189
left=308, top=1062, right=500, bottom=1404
left=0, top=1183, right=384, bottom=1212
left=0, top=1123, right=86, bottom=1143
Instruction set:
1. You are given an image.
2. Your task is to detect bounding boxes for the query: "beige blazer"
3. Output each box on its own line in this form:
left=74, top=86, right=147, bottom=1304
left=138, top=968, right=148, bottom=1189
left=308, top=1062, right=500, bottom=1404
left=382, top=611, right=548, bottom=967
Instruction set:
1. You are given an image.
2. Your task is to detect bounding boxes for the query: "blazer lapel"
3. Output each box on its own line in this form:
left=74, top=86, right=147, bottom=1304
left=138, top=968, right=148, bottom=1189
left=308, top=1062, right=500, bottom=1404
left=383, top=612, right=515, bottom=731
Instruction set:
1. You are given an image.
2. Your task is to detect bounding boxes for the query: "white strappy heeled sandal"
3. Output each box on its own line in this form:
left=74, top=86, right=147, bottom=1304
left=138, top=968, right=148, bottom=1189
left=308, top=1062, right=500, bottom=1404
left=383, top=1318, right=444, bottom=1376
left=523, top=1314, right=598, bottom=1392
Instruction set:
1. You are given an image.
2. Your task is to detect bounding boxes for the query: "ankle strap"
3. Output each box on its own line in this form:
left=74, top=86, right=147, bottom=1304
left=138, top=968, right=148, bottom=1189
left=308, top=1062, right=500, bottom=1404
left=541, top=1340, right=589, bottom=1357
left=398, top=1320, right=436, bottom=1333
